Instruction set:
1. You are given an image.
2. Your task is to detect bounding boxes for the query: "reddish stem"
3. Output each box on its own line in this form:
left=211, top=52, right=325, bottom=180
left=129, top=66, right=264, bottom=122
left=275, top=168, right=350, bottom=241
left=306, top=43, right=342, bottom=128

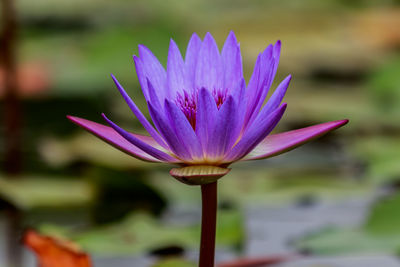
left=199, top=182, right=218, bottom=267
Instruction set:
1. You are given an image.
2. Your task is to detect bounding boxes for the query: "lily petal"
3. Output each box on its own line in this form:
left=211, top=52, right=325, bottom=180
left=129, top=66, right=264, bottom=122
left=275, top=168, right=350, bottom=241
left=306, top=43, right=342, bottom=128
left=244, top=41, right=281, bottom=130
left=196, top=88, right=218, bottom=153
left=167, top=39, right=189, bottom=98
left=195, top=32, right=223, bottom=92
left=185, top=33, right=202, bottom=88
left=67, top=116, right=175, bottom=163
left=164, top=99, right=203, bottom=159
left=111, top=74, right=168, bottom=149
left=147, top=78, right=163, bottom=111
left=206, top=96, right=237, bottom=159
left=102, top=114, right=178, bottom=162
left=135, top=45, right=167, bottom=102
left=272, top=40, right=281, bottom=79
left=226, top=103, right=287, bottom=162
left=148, top=102, right=192, bottom=160
left=241, top=119, right=349, bottom=161
left=231, top=79, right=247, bottom=138
left=243, top=49, right=272, bottom=129
left=222, top=31, right=243, bottom=91
left=261, top=75, right=291, bottom=117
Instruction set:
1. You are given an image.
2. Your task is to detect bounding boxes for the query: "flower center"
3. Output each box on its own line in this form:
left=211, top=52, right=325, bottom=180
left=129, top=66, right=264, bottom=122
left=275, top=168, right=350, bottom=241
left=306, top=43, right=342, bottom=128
left=175, top=89, right=227, bottom=129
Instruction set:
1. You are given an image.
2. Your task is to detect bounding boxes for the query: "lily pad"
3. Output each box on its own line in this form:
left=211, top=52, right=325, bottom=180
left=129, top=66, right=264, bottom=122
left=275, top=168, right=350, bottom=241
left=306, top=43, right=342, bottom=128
left=151, top=258, right=196, bottom=267
left=40, top=209, right=243, bottom=256
left=295, top=227, right=400, bottom=255
left=0, top=175, right=94, bottom=210
left=365, top=192, right=400, bottom=235
left=296, top=192, right=400, bottom=255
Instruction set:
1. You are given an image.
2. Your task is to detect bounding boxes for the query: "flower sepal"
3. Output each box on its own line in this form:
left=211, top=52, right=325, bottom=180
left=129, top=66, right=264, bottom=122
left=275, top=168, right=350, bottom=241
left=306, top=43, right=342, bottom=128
left=170, top=165, right=230, bottom=185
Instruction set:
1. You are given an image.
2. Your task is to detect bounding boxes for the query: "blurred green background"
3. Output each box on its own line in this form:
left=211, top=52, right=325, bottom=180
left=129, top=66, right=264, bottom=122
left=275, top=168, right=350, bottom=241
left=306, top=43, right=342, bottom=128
left=1, top=0, right=400, bottom=266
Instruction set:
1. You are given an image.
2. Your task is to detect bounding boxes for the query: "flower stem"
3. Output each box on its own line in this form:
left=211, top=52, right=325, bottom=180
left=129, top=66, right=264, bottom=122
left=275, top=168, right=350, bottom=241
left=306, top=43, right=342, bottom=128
left=199, top=181, right=217, bottom=267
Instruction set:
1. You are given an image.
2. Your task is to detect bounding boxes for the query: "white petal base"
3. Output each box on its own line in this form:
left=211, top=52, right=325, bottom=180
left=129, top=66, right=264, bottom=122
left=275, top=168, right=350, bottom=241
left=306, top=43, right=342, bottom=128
left=170, top=165, right=230, bottom=185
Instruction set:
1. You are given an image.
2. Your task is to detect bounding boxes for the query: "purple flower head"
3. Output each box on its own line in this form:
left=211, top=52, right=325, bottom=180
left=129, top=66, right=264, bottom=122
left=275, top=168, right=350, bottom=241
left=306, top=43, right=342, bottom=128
left=67, top=31, right=348, bottom=185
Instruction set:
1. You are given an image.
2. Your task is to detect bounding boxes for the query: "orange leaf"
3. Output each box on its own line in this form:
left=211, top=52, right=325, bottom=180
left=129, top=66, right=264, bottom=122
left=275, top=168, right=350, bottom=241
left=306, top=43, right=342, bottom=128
left=23, top=229, right=92, bottom=267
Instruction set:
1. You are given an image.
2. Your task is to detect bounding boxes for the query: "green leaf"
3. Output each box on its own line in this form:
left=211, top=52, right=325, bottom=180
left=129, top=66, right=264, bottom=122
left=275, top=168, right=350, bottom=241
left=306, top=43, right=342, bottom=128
left=0, top=175, right=93, bottom=210
left=151, top=258, right=196, bottom=267
left=295, top=227, right=400, bottom=255
left=365, top=192, right=400, bottom=235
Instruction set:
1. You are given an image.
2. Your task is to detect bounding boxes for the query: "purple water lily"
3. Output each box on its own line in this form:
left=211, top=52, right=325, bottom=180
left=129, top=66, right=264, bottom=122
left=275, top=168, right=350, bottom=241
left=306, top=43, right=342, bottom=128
left=67, top=31, right=348, bottom=267
left=67, top=31, right=347, bottom=182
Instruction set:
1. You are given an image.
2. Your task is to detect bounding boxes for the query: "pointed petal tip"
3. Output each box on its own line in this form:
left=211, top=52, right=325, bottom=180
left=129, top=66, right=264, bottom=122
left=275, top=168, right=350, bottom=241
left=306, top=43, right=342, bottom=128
left=273, top=40, right=282, bottom=57
left=66, top=114, right=89, bottom=125
left=110, top=74, right=119, bottom=84
left=281, top=75, right=292, bottom=86
left=203, top=32, right=218, bottom=46
left=132, top=55, right=141, bottom=66
left=66, top=115, right=79, bottom=125
left=204, top=32, right=212, bottom=38
left=137, top=44, right=152, bottom=57
left=189, top=32, right=201, bottom=42
left=227, top=30, right=238, bottom=41
left=335, top=119, right=349, bottom=127
left=169, top=38, right=177, bottom=46
left=100, top=113, right=108, bottom=121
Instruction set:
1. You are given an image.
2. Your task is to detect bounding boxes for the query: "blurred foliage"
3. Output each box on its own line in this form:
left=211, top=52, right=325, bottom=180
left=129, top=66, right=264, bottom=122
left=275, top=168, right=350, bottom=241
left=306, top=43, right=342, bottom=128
left=150, top=168, right=371, bottom=207
left=368, top=57, right=400, bottom=118
left=0, top=175, right=93, bottom=210
left=89, top=167, right=167, bottom=224
left=295, top=192, right=400, bottom=255
left=295, top=227, right=400, bottom=255
left=151, top=258, right=196, bottom=267
left=38, top=209, right=243, bottom=256
left=365, top=192, right=400, bottom=235
left=351, top=137, right=400, bottom=184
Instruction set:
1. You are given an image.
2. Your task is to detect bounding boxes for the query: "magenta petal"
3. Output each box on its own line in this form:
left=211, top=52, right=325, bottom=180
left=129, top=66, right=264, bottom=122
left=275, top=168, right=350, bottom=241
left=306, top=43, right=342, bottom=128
left=66, top=116, right=177, bottom=163
left=195, top=32, right=223, bottom=92
left=102, top=114, right=177, bottom=162
left=241, top=119, right=349, bottom=161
